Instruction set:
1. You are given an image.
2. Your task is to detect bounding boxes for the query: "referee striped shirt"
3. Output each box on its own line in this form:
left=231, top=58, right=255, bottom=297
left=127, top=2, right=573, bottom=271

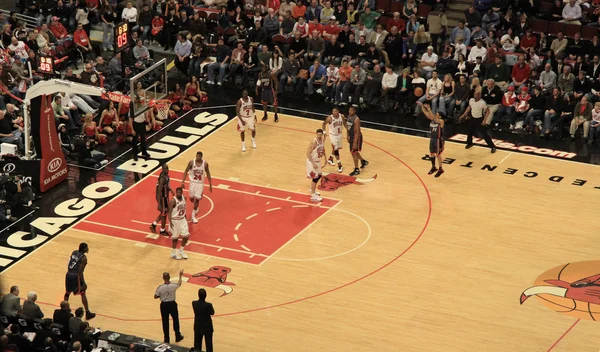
left=155, top=282, right=180, bottom=302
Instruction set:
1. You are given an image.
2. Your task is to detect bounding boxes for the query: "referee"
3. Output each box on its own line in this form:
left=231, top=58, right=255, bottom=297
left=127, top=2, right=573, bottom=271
left=129, top=106, right=151, bottom=161
left=154, top=270, right=185, bottom=344
left=458, top=89, right=497, bottom=153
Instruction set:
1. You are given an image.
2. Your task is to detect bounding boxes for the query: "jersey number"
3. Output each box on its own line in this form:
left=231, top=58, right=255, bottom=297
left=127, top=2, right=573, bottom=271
left=69, top=260, right=77, bottom=269
left=193, top=173, right=203, bottom=181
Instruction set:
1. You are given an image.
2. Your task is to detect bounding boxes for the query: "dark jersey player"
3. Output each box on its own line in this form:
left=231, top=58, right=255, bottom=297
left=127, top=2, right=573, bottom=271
left=256, top=66, right=279, bottom=122
left=421, top=103, right=446, bottom=178
left=64, top=243, right=96, bottom=320
left=150, top=164, right=172, bottom=236
left=345, top=106, right=369, bottom=176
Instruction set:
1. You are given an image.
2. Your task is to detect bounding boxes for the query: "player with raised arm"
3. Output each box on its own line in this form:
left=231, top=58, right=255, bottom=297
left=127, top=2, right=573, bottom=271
left=306, top=129, right=325, bottom=203
left=420, top=102, right=446, bottom=177
left=322, top=107, right=346, bottom=173
left=168, top=187, right=190, bottom=260
left=64, top=243, right=96, bottom=320
left=257, top=66, right=279, bottom=122
left=345, top=106, right=369, bottom=176
left=181, top=151, right=213, bottom=223
left=150, top=164, right=173, bottom=236
left=237, top=89, right=257, bottom=152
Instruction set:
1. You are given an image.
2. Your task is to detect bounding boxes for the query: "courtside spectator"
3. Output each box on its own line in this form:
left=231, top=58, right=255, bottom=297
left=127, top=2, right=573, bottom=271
left=0, top=286, right=20, bottom=317
left=23, top=291, right=44, bottom=320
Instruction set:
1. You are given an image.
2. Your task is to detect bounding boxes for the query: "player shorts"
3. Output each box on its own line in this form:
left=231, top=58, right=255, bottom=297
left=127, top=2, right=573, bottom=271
left=65, top=272, right=85, bottom=295
left=349, top=133, right=363, bottom=153
left=158, top=195, right=169, bottom=216
left=329, top=133, right=343, bottom=150
left=170, top=218, right=190, bottom=239
left=189, top=182, right=204, bottom=200
left=237, top=116, right=255, bottom=132
left=306, top=159, right=322, bottom=179
left=261, top=88, right=278, bottom=107
left=430, top=137, right=445, bottom=156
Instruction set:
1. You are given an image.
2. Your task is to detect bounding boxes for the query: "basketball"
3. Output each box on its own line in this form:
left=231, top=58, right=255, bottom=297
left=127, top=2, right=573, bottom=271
left=414, top=87, right=424, bottom=97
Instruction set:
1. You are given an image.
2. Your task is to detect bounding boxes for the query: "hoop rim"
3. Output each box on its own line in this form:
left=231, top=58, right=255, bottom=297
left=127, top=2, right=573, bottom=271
left=153, top=99, right=173, bottom=108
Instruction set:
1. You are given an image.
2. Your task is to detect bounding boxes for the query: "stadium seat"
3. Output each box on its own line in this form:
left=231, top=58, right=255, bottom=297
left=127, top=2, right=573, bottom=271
left=582, top=26, right=599, bottom=40
left=532, top=19, right=549, bottom=34
left=539, top=2, right=553, bottom=18
left=379, top=15, right=391, bottom=28
left=548, top=21, right=565, bottom=36
left=216, top=26, right=225, bottom=36
left=196, top=10, right=208, bottom=19
left=272, top=34, right=288, bottom=45
left=376, top=0, right=391, bottom=13
left=564, top=23, right=581, bottom=38
left=390, top=1, right=403, bottom=14
left=417, top=4, right=431, bottom=20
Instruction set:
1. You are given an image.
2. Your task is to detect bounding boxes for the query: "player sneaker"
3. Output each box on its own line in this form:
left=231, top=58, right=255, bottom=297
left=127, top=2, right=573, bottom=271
left=360, top=160, right=369, bottom=168
left=191, top=217, right=198, bottom=224
left=252, top=139, right=257, bottom=149
left=428, top=166, right=438, bottom=175
left=327, top=157, right=335, bottom=165
left=310, top=189, right=321, bottom=196
left=242, top=143, right=246, bottom=152
left=171, top=250, right=182, bottom=260
left=274, top=114, right=279, bottom=122
left=310, top=195, right=323, bottom=202
left=262, top=114, right=268, bottom=121
left=178, top=248, right=188, bottom=259
left=349, top=168, right=360, bottom=176
left=337, top=165, right=343, bottom=172
left=159, top=229, right=169, bottom=237
left=85, top=312, right=96, bottom=320
left=434, top=168, right=445, bottom=178
left=149, top=224, right=157, bottom=233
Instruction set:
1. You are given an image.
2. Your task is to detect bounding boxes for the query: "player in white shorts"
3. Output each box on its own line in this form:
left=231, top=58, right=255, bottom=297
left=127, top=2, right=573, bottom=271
left=322, top=107, right=346, bottom=173
left=237, top=89, right=257, bottom=152
left=182, top=151, right=213, bottom=223
left=168, top=187, right=190, bottom=260
left=306, top=129, right=325, bottom=202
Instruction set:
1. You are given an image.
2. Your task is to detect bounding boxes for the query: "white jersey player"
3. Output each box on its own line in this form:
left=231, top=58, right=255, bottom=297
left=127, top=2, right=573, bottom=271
left=306, top=129, right=325, bottom=203
left=168, top=187, right=190, bottom=260
left=237, top=89, right=257, bottom=152
left=322, top=107, right=346, bottom=173
left=181, top=151, right=213, bottom=223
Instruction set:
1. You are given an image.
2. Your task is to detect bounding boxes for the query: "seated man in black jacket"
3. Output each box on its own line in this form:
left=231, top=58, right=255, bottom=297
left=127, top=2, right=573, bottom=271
left=573, top=70, right=593, bottom=102
left=7, top=324, right=31, bottom=352
left=70, top=322, right=94, bottom=352
left=53, top=300, right=73, bottom=339
left=32, top=319, right=59, bottom=351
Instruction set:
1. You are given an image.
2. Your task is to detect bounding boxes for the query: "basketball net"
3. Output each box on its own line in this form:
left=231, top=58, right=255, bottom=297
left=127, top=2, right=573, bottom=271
left=154, top=99, right=172, bottom=120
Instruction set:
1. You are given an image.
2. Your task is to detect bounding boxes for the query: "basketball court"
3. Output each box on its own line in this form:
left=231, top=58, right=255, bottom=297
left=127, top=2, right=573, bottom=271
left=4, top=102, right=600, bottom=351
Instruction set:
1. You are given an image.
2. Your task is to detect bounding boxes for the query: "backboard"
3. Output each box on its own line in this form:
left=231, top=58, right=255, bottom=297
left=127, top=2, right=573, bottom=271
left=130, top=58, right=168, bottom=117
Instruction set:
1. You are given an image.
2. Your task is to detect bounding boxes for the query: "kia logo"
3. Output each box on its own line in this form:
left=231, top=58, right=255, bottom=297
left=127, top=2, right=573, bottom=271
left=47, top=158, right=62, bottom=173
left=2, top=164, right=15, bottom=173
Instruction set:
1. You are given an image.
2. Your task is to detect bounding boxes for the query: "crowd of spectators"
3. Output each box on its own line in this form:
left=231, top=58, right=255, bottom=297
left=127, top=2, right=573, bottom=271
left=0, top=285, right=99, bottom=352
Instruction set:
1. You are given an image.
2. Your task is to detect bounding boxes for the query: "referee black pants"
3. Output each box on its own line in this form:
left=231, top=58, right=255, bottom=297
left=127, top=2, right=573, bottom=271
left=466, top=117, right=495, bottom=149
left=132, top=121, right=148, bottom=158
left=160, top=301, right=181, bottom=342
left=194, top=328, right=213, bottom=352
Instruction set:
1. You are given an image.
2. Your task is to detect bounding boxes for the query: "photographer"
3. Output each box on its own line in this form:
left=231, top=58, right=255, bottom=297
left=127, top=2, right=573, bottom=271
left=77, top=138, right=108, bottom=168
left=2, top=174, right=35, bottom=208
left=58, top=124, right=75, bottom=159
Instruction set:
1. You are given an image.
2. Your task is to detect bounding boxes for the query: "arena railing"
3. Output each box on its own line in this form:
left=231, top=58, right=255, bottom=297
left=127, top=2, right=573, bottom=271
left=0, top=10, right=38, bottom=29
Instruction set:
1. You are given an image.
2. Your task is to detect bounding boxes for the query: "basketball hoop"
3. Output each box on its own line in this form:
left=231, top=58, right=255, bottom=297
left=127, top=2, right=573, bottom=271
left=153, top=99, right=172, bottom=120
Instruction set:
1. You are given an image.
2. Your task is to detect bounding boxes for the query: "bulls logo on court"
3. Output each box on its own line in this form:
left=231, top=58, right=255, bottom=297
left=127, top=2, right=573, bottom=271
left=318, top=173, right=377, bottom=192
left=520, top=261, right=600, bottom=321
left=183, top=266, right=235, bottom=297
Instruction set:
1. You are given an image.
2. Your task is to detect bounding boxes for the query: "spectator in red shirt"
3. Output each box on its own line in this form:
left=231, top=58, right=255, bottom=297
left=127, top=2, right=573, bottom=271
left=73, top=23, right=94, bottom=61
left=386, top=12, right=406, bottom=33
left=323, top=16, right=341, bottom=40
left=510, top=55, right=531, bottom=91
left=265, top=0, right=281, bottom=14
left=519, top=29, right=537, bottom=52
left=308, top=17, right=323, bottom=37
left=152, top=14, right=165, bottom=45
left=49, top=17, right=68, bottom=40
